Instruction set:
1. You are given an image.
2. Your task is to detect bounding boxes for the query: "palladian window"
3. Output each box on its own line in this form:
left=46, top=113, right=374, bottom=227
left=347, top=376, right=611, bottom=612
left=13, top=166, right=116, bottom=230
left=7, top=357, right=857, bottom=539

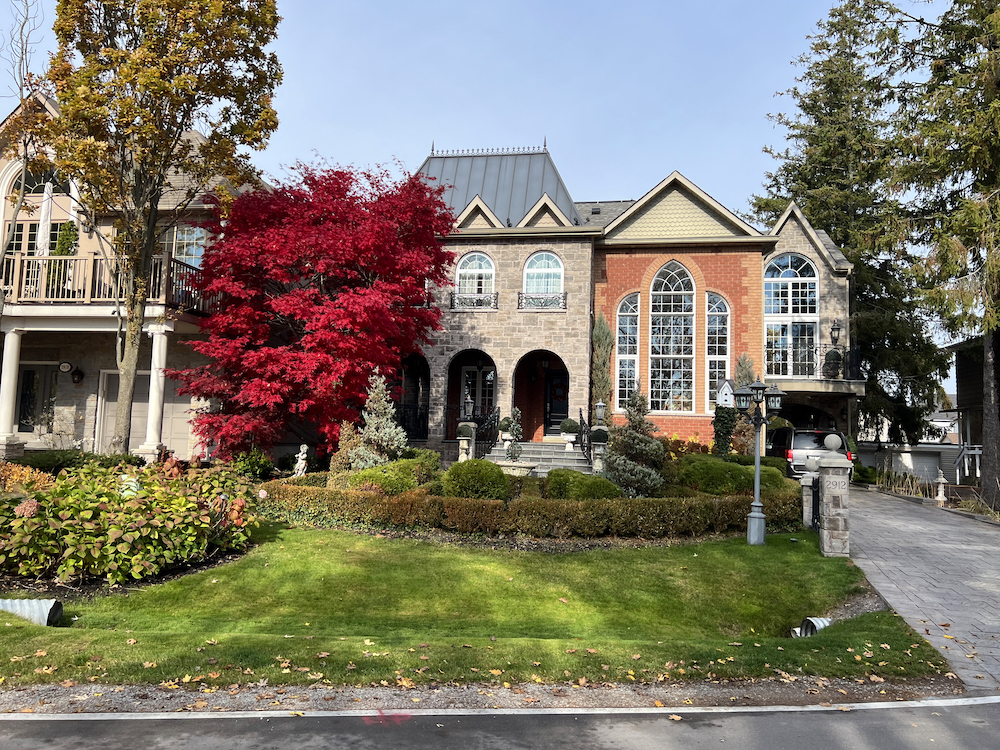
left=616, top=294, right=639, bottom=410
left=649, top=261, right=694, bottom=412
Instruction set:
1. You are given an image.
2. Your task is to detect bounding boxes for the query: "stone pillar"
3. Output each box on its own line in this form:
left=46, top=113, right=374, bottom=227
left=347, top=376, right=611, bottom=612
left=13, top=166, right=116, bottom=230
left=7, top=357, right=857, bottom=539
left=591, top=427, right=609, bottom=473
left=0, top=328, right=25, bottom=458
left=136, top=328, right=168, bottom=463
left=800, top=473, right=816, bottom=528
left=818, top=435, right=852, bottom=557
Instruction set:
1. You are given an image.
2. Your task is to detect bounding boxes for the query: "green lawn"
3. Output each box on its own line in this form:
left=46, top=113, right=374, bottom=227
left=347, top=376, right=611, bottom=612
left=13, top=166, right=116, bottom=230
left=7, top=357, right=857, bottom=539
left=0, top=525, right=945, bottom=689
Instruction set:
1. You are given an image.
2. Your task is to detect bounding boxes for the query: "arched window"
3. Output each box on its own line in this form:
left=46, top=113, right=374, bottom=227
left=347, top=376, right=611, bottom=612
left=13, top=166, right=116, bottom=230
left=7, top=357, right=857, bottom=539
left=11, top=171, right=70, bottom=196
left=764, top=254, right=818, bottom=376
left=706, top=293, right=729, bottom=408
left=520, top=251, right=564, bottom=308
left=616, top=294, right=639, bottom=410
left=649, top=261, right=694, bottom=412
left=453, top=252, right=496, bottom=308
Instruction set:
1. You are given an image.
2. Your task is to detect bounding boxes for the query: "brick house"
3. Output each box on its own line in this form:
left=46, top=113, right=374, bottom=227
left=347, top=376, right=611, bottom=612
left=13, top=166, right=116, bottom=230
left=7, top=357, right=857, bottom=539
left=413, top=147, right=864, bottom=459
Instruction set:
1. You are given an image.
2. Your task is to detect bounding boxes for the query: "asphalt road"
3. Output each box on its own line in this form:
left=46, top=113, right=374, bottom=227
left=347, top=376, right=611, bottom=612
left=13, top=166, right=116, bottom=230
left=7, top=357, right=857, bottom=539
left=2, top=697, right=997, bottom=750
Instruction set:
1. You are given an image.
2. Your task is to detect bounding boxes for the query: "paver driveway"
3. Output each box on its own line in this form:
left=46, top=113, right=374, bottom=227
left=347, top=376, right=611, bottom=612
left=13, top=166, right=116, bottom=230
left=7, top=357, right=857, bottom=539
left=849, top=488, right=1000, bottom=691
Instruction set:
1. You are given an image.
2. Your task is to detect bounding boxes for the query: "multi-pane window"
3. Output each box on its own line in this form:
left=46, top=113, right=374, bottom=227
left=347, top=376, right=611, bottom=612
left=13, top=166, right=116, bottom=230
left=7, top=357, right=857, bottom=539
left=158, top=225, right=208, bottom=267
left=520, top=251, right=565, bottom=308
left=707, top=293, right=729, bottom=408
left=616, top=294, right=639, bottom=410
left=765, top=254, right=819, bottom=377
left=453, top=252, right=497, bottom=308
left=649, top=261, right=694, bottom=412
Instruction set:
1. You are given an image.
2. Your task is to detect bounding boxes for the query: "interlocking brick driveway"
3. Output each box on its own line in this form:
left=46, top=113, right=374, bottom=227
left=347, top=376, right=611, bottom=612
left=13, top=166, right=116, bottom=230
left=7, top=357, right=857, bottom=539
left=849, top=488, right=1000, bottom=691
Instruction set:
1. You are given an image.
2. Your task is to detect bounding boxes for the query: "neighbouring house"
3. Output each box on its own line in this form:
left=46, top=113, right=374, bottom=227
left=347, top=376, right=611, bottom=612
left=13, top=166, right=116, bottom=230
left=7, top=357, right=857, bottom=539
left=0, top=94, right=215, bottom=461
left=411, top=146, right=865, bottom=461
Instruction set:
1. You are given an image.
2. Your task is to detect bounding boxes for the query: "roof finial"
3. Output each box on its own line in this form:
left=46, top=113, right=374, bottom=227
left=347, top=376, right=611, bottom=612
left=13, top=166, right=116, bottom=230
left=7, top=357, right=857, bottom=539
left=430, top=141, right=435, bottom=155
left=543, top=136, right=547, bottom=150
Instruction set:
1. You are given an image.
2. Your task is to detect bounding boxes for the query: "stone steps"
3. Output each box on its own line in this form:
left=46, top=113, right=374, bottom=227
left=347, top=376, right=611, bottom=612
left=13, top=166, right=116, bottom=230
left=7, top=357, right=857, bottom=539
left=484, top=441, right=592, bottom=477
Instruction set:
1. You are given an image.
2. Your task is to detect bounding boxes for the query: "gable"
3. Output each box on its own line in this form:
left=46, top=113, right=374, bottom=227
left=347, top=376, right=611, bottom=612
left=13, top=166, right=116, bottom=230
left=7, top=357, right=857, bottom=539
left=454, top=194, right=504, bottom=230
left=769, top=202, right=853, bottom=275
left=606, top=182, right=751, bottom=241
left=517, top=193, right=571, bottom=228
left=459, top=207, right=500, bottom=230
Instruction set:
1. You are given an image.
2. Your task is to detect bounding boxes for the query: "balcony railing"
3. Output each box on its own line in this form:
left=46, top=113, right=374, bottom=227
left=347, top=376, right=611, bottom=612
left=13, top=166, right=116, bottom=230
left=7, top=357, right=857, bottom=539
left=518, top=291, right=567, bottom=310
left=765, top=344, right=861, bottom=380
left=1, top=251, right=212, bottom=313
left=450, top=291, right=498, bottom=309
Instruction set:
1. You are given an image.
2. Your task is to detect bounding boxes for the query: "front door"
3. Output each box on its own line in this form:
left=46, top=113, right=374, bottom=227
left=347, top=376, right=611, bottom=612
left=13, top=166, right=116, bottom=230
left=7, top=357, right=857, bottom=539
left=545, top=372, right=569, bottom=434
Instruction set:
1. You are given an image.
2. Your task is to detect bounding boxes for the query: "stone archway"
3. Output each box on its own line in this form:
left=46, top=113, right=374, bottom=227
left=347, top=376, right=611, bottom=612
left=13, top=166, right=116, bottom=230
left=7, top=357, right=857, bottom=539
left=512, top=350, right=568, bottom=442
left=445, top=349, right=497, bottom=439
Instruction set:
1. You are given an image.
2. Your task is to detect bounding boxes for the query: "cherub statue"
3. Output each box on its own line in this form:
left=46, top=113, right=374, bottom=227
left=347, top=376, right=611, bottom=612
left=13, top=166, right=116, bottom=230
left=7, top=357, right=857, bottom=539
left=293, top=444, right=309, bottom=477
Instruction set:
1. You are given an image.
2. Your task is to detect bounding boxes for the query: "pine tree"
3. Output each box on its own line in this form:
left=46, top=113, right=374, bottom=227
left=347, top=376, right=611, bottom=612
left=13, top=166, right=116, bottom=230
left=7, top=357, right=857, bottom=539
left=604, top=392, right=665, bottom=497
left=892, top=0, right=1000, bottom=506
left=751, top=0, right=950, bottom=444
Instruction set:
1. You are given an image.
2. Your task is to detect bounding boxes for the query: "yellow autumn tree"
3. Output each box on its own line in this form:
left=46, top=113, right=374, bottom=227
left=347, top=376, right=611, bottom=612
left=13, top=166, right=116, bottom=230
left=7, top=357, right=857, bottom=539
left=43, top=0, right=282, bottom=452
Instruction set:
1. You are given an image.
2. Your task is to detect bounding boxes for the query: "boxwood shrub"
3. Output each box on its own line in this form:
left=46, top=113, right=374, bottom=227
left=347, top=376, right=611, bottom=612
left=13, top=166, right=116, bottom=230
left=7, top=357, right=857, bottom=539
left=348, top=463, right=418, bottom=495
left=546, top=469, right=622, bottom=500
left=442, top=459, right=510, bottom=501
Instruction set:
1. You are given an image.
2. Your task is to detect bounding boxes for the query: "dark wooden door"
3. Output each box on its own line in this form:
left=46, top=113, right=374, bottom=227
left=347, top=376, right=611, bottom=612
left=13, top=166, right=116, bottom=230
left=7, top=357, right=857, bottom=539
left=545, top=372, right=569, bottom=433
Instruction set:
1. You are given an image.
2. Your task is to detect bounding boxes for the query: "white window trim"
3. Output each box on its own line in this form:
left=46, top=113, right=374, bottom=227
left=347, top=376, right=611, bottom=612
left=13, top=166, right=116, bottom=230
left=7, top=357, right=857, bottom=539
left=455, top=252, right=496, bottom=294
left=522, top=251, right=564, bottom=294
left=706, top=292, right=730, bottom=412
left=648, top=261, right=695, bottom=414
left=615, top=293, right=640, bottom=412
left=764, top=253, right=821, bottom=379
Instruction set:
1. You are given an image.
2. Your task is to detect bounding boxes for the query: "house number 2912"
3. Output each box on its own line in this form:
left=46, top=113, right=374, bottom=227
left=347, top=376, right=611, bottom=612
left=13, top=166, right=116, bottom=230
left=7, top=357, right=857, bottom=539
left=824, top=479, right=848, bottom=492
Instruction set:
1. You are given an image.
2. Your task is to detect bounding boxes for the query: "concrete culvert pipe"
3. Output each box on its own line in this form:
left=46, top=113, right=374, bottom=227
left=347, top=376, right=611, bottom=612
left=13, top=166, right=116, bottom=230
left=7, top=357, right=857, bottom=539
left=0, top=598, right=63, bottom=626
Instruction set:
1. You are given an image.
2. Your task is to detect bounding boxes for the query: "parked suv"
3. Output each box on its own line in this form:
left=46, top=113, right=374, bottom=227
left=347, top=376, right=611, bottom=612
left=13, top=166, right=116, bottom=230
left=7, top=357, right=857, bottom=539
left=765, top=427, right=853, bottom=477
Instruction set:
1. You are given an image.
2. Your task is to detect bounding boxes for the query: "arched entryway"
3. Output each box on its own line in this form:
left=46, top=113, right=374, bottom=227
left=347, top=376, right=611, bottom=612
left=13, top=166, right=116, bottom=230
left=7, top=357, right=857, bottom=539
left=397, top=354, right=430, bottom=440
left=513, top=350, right=569, bottom=442
left=445, top=350, right=497, bottom=439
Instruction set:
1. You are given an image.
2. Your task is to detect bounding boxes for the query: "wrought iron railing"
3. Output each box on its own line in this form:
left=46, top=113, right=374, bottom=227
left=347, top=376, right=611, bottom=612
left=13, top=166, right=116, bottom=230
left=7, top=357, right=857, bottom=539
left=396, top=404, right=429, bottom=441
left=578, top=408, right=591, bottom=459
left=473, top=406, right=501, bottom=459
left=765, top=344, right=861, bottom=380
left=450, top=292, right=498, bottom=309
left=518, top=292, right=567, bottom=310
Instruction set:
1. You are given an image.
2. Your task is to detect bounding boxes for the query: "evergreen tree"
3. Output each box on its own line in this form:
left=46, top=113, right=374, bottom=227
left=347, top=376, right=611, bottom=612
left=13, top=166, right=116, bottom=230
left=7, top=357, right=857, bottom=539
left=349, top=369, right=408, bottom=469
left=590, top=313, right=614, bottom=421
left=604, top=392, right=664, bottom=497
left=892, top=0, right=1000, bottom=506
left=751, top=0, right=950, bottom=444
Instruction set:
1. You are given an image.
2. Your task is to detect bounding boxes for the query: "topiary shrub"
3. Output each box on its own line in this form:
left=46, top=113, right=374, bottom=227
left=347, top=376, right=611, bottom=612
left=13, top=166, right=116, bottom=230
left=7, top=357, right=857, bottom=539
left=678, top=456, right=754, bottom=495
left=712, top=406, right=739, bottom=456
left=571, top=475, right=622, bottom=500
left=546, top=468, right=586, bottom=499
left=559, top=418, right=580, bottom=434
left=442, top=459, right=510, bottom=501
left=456, top=423, right=475, bottom=438
left=348, top=463, right=418, bottom=496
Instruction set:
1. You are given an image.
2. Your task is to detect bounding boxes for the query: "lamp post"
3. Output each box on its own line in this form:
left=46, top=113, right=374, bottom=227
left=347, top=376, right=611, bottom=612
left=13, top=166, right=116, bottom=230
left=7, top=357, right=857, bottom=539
left=734, top=378, right=785, bottom=545
left=595, top=400, right=606, bottom=427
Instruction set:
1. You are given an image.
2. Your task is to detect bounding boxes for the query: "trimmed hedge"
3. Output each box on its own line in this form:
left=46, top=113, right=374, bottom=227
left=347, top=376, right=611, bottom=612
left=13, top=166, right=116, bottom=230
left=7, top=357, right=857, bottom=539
left=14, top=449, right=144, bottom=476
left=678, top=455, right=786, bottom=495
left=546, top=469, right=622, bottom=500
left=348, top=463, right=418, bottom=495
left=725, top=454, right=790, bottom=474
left=257, top=481, right=800, bottom=538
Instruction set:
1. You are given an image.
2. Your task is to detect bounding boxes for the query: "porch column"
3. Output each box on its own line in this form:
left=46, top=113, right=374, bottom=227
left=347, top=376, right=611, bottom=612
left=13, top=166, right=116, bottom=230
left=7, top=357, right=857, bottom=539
left=136, top=327, right=168, bottom=462
left=0, top=328, right=25, bottom=458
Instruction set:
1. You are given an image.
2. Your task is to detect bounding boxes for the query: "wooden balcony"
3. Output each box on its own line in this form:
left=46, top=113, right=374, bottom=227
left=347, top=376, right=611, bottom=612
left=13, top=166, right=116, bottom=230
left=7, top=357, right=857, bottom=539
left=1, top=251, right=213, bottom=314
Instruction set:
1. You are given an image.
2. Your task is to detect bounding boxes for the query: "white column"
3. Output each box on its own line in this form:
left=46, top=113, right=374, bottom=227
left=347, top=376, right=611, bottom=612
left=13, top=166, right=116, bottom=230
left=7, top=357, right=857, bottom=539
left=136, top=328, right=168, bottom=460
left=0, top=329, right=25, bottom=457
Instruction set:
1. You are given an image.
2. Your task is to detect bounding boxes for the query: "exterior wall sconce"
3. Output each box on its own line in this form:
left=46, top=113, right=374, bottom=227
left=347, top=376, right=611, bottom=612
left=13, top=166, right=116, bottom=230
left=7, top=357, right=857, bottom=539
left=71, top=368, right=84, bottom=384
left=830, top=319, right=842, bottom=345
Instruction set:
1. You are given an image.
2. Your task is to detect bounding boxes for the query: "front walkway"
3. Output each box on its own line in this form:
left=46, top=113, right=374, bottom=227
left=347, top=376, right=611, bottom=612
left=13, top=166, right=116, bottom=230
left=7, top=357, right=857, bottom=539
left=849, top=488, right=1000, bottom=691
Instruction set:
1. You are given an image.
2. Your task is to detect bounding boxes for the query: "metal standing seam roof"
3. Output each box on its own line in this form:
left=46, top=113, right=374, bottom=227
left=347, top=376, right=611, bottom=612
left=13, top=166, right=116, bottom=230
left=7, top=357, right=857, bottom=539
left=417, top=147, right=583, bottom=227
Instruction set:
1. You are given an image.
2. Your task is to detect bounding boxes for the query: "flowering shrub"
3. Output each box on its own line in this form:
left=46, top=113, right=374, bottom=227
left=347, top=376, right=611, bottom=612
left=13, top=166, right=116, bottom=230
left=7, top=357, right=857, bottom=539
left=0, top=463, right=258, bottom=584
left=0, top=461, right=54, bottom=492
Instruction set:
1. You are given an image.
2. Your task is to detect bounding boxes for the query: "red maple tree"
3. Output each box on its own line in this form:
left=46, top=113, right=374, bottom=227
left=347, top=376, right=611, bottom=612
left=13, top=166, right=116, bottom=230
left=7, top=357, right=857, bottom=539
left=172, top=164, right=454, bottom=458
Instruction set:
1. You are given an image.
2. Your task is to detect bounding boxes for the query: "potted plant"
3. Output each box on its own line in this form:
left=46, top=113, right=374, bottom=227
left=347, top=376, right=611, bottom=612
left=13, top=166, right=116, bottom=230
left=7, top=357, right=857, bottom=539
left=499, top=416, right=513, bottom=447
left=560, top=417, right=580, bottom=451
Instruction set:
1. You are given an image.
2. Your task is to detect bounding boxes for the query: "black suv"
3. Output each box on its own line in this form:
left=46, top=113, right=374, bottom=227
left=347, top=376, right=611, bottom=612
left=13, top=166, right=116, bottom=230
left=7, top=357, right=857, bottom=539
left=765, top=427, right=852, bottom=477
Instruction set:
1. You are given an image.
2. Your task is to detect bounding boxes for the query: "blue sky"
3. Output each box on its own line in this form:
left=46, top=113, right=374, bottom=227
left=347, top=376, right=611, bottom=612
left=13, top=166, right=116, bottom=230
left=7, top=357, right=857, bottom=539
left=263, top=0, right=840, bottom=218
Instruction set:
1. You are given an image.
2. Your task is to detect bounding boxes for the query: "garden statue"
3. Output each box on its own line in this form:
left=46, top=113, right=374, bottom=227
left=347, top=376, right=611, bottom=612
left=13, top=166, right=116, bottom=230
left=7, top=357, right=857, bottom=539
left=293, top=444, right=309, bottom=477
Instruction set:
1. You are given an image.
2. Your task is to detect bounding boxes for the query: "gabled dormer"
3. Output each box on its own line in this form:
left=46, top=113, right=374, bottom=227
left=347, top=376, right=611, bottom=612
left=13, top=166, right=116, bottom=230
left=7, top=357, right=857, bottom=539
left=517, top=193, right=573, bottom=228
left=603, top=171, right=761, bottom=243
left=769, top=202, right=853, bottom=276
left=454, top=195, right=504, bottom=230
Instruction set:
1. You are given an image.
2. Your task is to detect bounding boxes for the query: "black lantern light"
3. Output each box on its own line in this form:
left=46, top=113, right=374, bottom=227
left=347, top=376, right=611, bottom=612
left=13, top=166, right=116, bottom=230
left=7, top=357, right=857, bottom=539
left=830, top=319, right=842, bottom=346
left=764, top=385, right=785, bottom=413
left=595, top=400, right=606, bottom=426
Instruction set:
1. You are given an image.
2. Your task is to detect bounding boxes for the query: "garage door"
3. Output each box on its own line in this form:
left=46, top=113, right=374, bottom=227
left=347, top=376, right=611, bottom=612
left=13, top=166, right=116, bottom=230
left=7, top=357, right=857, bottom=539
left=99, top=373, right=194, bottom=459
